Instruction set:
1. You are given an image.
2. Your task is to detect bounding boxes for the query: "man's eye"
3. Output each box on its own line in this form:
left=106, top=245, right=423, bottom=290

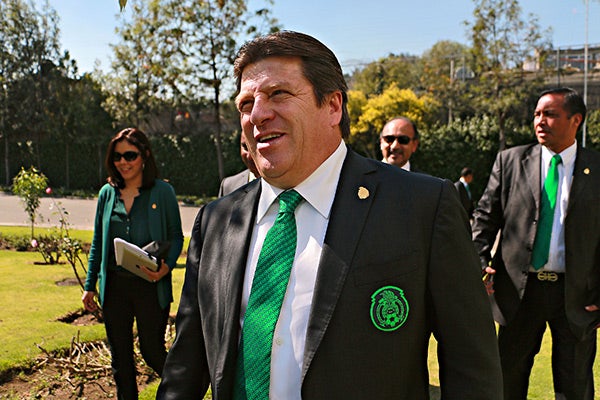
left=239, top=101, right=253, bottom=113
left=271, top=90, right=289, bottom=98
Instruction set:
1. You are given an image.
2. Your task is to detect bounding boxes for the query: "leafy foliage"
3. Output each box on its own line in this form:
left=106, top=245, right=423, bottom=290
left=103, top=0, right=279, bottom=181
left=350, top=53, right=422, bottom=96
left=416, top=116, right=532, bottom=198
left=584, top=109, right=600, bottom=152
left=0, top=0, right=61, bottom=185
left=0, top=0, right=113, bottom=189
left=464, top=0, right=552, bottom=150
left=347, top=85, right=440, bottom=158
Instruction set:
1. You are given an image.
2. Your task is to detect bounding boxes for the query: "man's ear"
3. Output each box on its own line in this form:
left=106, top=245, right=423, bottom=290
left=571, top=113, right=583, bottom=131
left=326, top=91, right=343, bottom=127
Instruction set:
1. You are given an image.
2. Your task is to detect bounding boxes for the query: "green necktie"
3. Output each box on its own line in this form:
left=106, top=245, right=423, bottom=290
left=531, top=154, right=562, bottom=270
left=234, top=190, right=303, bottom=400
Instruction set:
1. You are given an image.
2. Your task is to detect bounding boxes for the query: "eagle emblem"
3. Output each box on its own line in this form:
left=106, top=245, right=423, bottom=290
left=370, top=286, right=409, bottom=332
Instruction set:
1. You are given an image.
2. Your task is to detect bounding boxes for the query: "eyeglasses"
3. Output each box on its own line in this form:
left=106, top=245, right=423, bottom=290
left=113, top=151, right=140, bottom=162
left=382, top=135, right=412, bottom=145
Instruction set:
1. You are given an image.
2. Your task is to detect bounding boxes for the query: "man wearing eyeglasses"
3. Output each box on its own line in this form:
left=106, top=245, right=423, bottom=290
left=380, top=117, right=420, bottom=172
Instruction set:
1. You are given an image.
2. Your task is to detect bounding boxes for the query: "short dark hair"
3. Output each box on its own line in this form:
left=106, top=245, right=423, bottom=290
left=233, top=31, right=350, bottom=138
left=105, top=128, right=158, bottom=189
left=380, top=116, right=420, bottom=140
left=539, top=87, right=587, bottom=131
left=460, top=167, right=473, bottom=177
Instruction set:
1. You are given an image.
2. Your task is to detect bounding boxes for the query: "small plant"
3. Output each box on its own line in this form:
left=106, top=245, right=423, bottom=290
left=31, top=234, right=63, bottom=264
left=12, top=166, right=49, bottom=239
left=31, top=187, right=90, bottom=293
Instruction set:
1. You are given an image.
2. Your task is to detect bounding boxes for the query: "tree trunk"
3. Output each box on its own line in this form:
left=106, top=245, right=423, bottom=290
left=65, top=140, right=70, bottom=189
left=498, top=112, right=506, bottom=151
left=4, top=131, right=9, bottom=186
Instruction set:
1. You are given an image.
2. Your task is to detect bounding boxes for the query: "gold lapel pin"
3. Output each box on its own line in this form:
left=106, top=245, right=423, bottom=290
left=358, top=186, right=369, bottom=200
left=152, top=203, right=157, bottom=209
left=584, top=168, right=590, bottom=175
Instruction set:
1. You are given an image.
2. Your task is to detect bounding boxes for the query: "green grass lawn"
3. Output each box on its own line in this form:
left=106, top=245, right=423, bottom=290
left=0, top=227, right=598, bottom=398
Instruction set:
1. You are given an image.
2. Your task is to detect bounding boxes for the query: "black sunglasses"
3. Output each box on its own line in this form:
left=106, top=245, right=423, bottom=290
left=113, top=151, right=140, bottom=162
left=382, top=135, right=412, bottom=145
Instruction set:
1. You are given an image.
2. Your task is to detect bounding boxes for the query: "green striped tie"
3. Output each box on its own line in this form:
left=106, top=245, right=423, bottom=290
left=234, top=190, right=303, bottom=400
left=531, top=154, right=562, bottom=270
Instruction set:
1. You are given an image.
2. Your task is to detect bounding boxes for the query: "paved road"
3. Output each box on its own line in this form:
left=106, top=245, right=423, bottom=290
left=0, top=192, right=200, bottom=236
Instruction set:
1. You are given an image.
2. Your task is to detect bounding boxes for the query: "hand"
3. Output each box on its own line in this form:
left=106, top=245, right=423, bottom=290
left=141, top=260, right=169, bottom=283
left=482, top=266, right=496, bottom=296
left=584, top=304, right=600, bottom=329
left=82, top=291, right=99, bottom=312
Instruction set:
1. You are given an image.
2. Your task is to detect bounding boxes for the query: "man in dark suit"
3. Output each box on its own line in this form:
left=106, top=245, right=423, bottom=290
left=158, top=31, right=502, bottom=400
left=472, top=87, right=600, bottom=400
left=380, top=117, right=422, bottom=172
left=218, top=134, right=259, bottom=197
left=454, top=167, right=474, bottom=219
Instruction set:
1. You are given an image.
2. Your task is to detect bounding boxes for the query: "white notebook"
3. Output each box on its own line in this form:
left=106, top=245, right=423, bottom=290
left=114, top=238, right=159, bottom=281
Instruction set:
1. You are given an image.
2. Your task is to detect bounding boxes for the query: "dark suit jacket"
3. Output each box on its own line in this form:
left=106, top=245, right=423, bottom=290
left=158, top=150, right=502, bottom=399
left=454, top=180, right=474, bottom=218
left=218, top=169, right=253, bottom=197
left=472, top=143, right=600, bottom=339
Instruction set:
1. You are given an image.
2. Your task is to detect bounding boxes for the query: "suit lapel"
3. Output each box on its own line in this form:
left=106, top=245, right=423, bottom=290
left=302, top=151, right=378, bottom=379
left=567, top=146, right=592, bottom=213
left=215, top=181, right=261, bottom=392
left=522, top=144, right=541, bottom=209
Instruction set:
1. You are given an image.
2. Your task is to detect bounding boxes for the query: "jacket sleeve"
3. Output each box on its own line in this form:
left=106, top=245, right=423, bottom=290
left=156, top=208, right=211, bottom=399
left=160, top=182, right=184, bottom=270
left=472, top=152, right=505, bottom=269
left=84, top=186, right=108, bottom=292
left=429, top=180, right=504, bottom=399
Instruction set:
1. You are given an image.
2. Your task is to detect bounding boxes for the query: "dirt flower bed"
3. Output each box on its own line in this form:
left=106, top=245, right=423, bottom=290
left=0, top=311, right=175, bottom=399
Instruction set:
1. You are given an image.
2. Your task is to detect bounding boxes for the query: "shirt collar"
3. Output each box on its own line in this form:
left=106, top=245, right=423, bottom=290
left=541, top=140, right=577, bottom=169
left=257, top=140, right=347, bottom=223
left=381, top=158, right=411, bottom=171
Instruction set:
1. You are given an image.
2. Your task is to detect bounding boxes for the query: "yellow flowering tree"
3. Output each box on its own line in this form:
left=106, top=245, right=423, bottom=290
left=347, top=85, right=440, bottom=158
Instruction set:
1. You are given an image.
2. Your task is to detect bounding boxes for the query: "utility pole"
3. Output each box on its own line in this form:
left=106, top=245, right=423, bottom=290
left=583, top=0, right=589, bottom=148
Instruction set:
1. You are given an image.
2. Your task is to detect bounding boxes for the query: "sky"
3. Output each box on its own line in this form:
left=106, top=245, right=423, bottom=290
left=36, top=0, right=600, bottom=74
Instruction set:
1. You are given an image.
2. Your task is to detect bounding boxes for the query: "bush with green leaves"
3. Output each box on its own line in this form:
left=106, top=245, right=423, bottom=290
left=12, top=166, right=49, bottom=238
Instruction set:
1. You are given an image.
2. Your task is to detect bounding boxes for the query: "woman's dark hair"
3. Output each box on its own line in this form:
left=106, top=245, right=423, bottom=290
left=105, top=128, right=158, bottom=189
left=233, top=31, right=350, bottom=139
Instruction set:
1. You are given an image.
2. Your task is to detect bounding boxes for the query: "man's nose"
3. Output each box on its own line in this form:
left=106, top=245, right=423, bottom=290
left=250, top=97, right=275, bottom=127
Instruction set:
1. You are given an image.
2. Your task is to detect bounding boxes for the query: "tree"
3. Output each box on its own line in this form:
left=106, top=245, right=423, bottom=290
left=167, top=0, right=278, bottom=181
left=464, top=0, right=551, bottom=150
left=0, top=0, right=61, bottom=185
left=44, top=58, right=113, bottom=189
left=348, top=85, right=440, bottom=158
left=420, top=40, right=472, bottom=124
left=106, top=0, right=278, bottom=181
left=103, top=0, right=177, bottom=129
left=349, top=53, right=421, bottom=96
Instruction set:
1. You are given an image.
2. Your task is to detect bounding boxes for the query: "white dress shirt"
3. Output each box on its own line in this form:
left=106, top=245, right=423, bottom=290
left=538, top=141, right=577, bottom=273
left=239, top=140, right=347, bottom=399
left=382, top=158, right=411, bottom=171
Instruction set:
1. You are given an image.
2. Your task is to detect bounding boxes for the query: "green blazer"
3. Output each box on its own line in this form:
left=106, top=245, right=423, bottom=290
left=85, top=179, right=184, bottom=309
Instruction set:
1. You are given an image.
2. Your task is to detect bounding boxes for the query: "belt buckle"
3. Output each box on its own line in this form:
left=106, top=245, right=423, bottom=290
left=537, top=271, right=558, bottom=282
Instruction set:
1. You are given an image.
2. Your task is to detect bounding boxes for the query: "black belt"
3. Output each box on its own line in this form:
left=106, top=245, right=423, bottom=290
left=529, top=271, right=564, bottom=282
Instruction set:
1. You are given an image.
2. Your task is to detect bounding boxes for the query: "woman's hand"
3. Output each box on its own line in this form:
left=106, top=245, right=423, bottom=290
left=82, top=291, right=99, bottom=312
left=141, top=260, right=169, bottom=283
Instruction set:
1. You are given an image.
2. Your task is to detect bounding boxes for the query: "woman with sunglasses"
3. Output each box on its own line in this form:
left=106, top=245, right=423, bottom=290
left=82, top=127, right=183, bottom=400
